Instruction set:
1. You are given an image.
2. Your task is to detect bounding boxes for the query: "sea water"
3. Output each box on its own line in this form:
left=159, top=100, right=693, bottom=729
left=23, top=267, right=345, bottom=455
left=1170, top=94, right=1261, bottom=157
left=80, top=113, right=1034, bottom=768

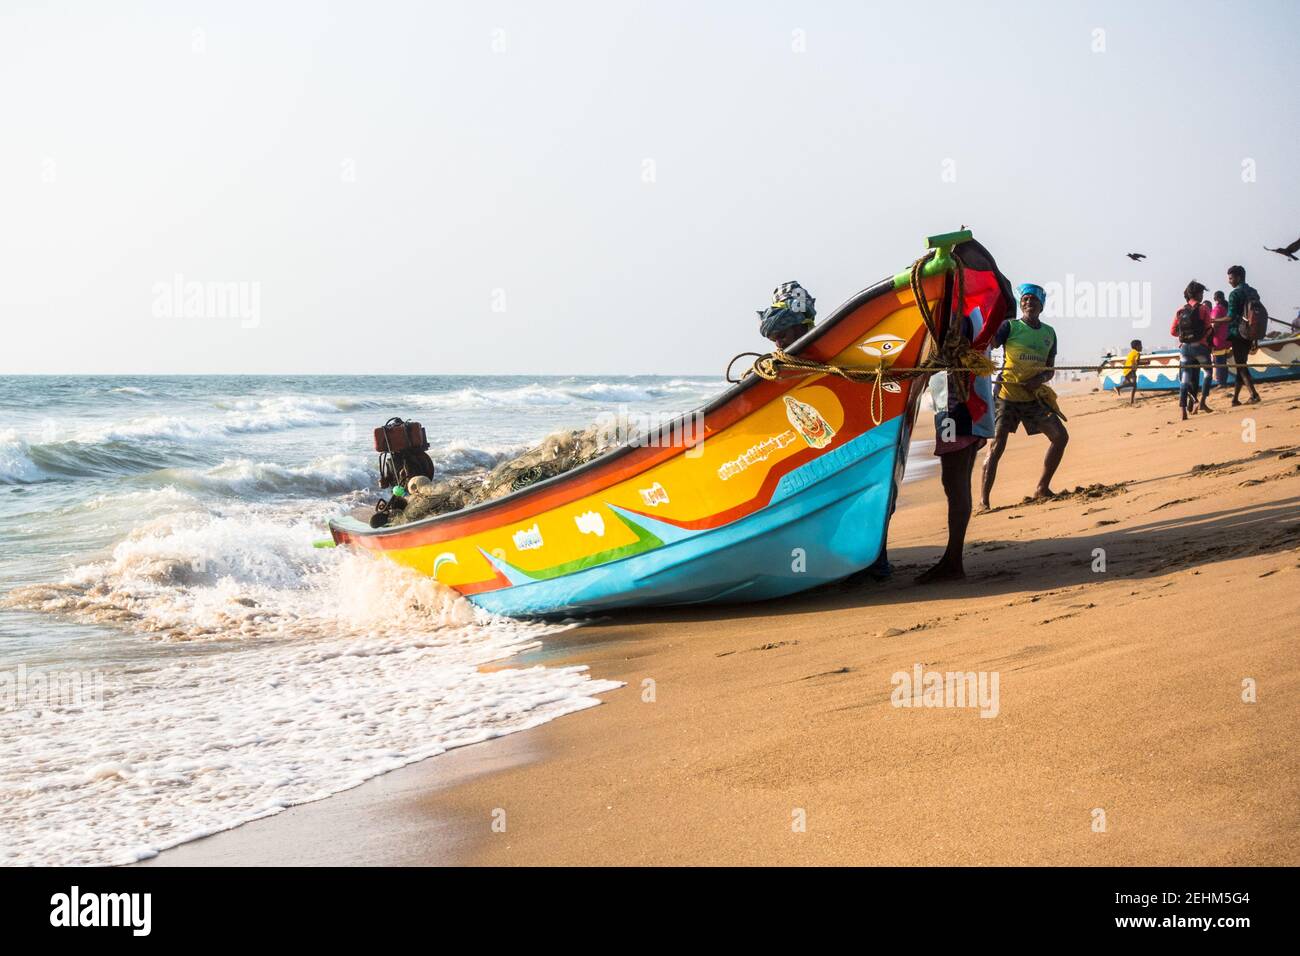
left=0, top=374, right=929, bottom=865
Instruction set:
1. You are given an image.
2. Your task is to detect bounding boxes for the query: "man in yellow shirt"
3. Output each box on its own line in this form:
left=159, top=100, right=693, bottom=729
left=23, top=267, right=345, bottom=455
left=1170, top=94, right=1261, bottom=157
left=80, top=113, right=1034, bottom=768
left=979, top=283, right=1069, bottom=509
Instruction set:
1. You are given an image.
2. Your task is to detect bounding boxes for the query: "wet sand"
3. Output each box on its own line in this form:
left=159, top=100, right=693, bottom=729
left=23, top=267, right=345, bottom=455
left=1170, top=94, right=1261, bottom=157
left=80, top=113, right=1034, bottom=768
left=149, top=378, right=1300, bottom=866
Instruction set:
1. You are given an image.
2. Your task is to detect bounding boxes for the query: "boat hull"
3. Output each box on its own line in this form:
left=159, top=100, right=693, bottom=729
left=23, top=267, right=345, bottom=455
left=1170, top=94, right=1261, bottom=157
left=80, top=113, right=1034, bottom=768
left=470, top=416, right=904, bottom=616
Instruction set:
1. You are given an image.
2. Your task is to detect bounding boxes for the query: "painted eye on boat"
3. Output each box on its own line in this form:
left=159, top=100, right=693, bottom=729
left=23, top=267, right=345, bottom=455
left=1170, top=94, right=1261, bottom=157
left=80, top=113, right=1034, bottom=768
left=859, top=334, right=907, bottom=359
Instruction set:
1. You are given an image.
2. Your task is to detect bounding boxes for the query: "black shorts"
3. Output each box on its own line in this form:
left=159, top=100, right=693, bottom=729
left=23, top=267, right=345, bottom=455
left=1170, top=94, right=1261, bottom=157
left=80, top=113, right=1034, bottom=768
left=995, top=397, right=1059, bottom=436
left=1230, top=336, right=1253, bottom=366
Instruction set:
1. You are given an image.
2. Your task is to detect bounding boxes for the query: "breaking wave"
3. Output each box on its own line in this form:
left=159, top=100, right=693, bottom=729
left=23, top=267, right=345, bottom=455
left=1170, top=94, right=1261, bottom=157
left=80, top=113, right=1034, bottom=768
left=431, top=440, right=526, bottom=475
left=150, top=455, right=373, bottom=498
left=402, top=378, right=722, bottom=411
left=0, top=508, right=619, bottom=865
left=1, top=509, right=470, bottom=642
left=0, top=430, right=42, bottom=484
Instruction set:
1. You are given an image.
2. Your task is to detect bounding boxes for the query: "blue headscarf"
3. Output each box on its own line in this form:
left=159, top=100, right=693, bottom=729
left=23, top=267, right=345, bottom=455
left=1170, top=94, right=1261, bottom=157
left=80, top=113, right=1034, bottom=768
left=758, top=307, right=814, bottom=339
left=1016, top=283, right=1046, bottom=306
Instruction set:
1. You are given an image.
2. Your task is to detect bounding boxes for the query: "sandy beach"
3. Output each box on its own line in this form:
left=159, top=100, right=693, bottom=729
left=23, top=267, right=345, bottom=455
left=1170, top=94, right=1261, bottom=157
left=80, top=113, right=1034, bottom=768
left=149, top=377, right=1300, bottom=867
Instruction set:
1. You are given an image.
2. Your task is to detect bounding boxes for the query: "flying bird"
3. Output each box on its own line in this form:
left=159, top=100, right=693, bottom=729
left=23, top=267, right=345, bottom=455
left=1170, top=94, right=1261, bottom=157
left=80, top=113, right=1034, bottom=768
left=1126, top=253, right=1146, bottom=262
left=1264, top=236, right=1300, bottom=261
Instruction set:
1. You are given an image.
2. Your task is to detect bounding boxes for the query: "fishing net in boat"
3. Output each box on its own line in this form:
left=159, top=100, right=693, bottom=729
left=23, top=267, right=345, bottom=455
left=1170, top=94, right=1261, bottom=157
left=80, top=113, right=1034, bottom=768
left=384, top=421, right=627, bottom=526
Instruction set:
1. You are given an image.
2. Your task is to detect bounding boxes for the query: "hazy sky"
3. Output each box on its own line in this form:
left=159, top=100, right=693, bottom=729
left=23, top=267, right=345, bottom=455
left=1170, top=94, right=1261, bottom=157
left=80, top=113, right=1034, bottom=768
left=3, top=0, right=1298, bottom=375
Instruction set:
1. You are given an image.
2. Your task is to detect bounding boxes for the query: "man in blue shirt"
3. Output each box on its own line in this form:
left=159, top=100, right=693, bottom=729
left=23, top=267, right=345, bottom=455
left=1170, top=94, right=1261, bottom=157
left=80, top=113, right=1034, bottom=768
left=1225, top=265, right=1261, bottom=405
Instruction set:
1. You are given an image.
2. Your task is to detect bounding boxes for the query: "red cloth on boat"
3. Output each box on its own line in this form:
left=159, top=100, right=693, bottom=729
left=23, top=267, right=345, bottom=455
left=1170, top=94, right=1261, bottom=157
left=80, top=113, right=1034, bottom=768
left=940, top=241, right=1016, bottom=426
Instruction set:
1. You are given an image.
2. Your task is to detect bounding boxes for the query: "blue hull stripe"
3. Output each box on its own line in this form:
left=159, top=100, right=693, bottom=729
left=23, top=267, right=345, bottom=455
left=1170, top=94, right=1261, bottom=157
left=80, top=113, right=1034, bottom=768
left=470, top=417, right=904, bottom=616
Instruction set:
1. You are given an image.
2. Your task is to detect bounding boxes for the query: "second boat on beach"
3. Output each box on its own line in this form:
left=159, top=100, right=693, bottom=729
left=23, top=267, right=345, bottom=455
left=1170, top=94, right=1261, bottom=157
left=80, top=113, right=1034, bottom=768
left=1098, top=335, right=1300, bottom=391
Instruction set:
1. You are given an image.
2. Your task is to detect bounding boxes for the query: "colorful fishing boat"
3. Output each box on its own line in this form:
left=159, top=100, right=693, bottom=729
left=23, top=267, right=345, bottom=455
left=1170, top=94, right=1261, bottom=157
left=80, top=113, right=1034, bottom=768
left=329, top=230, right=1014, bottom=616
left=1098, top=335, right=1300, bottom=391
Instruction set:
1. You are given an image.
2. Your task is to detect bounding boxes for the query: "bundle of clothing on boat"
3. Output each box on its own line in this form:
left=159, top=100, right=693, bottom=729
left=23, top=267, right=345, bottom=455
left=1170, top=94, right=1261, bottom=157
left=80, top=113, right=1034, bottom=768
left=383, top=421, right=625, bottom=526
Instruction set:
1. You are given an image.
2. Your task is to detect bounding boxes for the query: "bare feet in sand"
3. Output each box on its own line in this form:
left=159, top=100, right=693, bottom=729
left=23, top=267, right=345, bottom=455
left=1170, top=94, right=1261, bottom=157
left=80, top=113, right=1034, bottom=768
left=1033, top=486, right=1056, bottom=500
left=915, top=560, right=966, bottom=585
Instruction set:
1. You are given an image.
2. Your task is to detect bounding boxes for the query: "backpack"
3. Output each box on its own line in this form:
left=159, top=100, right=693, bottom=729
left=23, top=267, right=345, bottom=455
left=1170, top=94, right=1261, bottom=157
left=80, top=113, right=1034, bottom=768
left=1177, top=302, right=1206, bottom=343
left=1241, top=295, right=1269, bottom=341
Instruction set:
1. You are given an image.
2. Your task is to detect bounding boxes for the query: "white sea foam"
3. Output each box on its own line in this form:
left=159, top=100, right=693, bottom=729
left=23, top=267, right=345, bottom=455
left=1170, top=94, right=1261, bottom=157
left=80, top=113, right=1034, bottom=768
left=564, top=381, right=715, bottom=402
left=0, top=430, right=43, bottom=484
left=0, top=511, right=621, bottom=865
left=402, top=379, right=721, bottom=411
left=431, top=440, right=525, bottom=475
left=402, top=385, right=571, bottom=409
left=154, top=454, right=373, bottom=497
left=74, top=414, right=285, bottom=446
left=75, top=396, right=345, bottom=447
left=214, top=395, right=344, bottom=417
left=6, top=510, right=344, bottom=640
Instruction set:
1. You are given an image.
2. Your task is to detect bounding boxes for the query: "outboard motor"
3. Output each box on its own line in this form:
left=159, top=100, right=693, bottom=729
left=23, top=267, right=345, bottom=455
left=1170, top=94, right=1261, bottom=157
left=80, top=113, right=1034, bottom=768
left=374, top=417, right=435, bottom=490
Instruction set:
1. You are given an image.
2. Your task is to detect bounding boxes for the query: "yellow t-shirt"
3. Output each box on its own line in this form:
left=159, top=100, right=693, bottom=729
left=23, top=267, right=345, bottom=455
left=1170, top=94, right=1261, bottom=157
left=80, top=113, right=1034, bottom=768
left=1122, top=348, right=1140, bottom=375
left=997, top=319, right=1057, bottom=402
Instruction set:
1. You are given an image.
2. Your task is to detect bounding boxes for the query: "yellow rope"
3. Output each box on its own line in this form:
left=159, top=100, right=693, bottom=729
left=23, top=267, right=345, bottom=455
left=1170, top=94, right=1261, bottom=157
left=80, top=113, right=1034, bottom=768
left=749, top=253, right=986, bottom=424
left=735, top=249, right=1292, bottom=424
left=744, top=344, right=1284, bottom=382
left=869, top=362, right=886, bottom=427
left=744, top=351, right=1283, bottom=382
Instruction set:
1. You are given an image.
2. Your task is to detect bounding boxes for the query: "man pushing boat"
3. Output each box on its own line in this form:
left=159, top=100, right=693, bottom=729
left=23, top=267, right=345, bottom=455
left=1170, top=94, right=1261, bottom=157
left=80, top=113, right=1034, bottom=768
left=979, top=283, right=1069, bottom=510
left=915, top=304, right=997, bottom=583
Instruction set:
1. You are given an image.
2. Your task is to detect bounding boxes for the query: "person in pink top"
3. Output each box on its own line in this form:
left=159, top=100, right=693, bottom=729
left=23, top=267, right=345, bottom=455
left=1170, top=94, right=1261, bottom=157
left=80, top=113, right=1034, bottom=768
left=1209, top=290, right=1231, bottom=386
left=1169, top=281, right=1214, bottom=420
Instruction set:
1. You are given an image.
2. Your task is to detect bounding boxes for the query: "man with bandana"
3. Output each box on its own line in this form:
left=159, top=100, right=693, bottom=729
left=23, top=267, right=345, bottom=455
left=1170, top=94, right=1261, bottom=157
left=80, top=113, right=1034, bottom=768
left=757, top=281, right=817, bottom=350
left=979, top=282, right=1069, bottom=509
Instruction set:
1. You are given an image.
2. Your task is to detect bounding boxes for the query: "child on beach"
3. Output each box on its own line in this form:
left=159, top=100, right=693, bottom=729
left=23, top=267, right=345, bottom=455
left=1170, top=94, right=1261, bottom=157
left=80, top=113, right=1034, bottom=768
left=1171, top=281, right=1213, bottom=420
left=980, top=283, right=1068, bottom=510
left=1115, top=339, right=1143, bottom=404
